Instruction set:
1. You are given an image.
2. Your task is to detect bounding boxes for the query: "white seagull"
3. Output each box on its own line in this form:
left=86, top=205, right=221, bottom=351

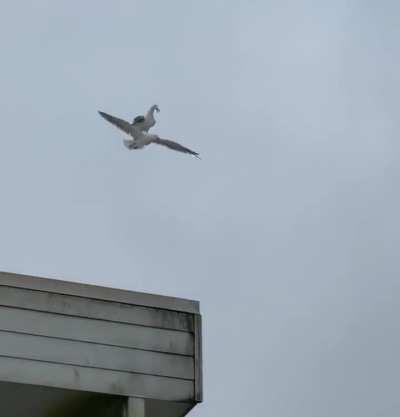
left=98, top=106, right=200, bottom=158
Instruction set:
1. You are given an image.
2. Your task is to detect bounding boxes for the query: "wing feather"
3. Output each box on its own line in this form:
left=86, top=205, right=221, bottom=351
left=153, top=138, right=200, bottom=158
left=98, top=111, right=133, bottom=135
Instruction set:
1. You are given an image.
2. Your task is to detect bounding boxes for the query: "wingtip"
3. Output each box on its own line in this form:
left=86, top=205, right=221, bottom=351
left=98, top=110, right=109, bottom=121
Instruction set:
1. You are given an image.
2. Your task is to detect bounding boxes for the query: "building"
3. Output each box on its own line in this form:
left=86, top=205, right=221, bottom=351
left=0, top=271, right=202, bottom=417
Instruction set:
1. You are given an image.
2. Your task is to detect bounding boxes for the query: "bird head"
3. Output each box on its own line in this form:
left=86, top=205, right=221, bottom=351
left=152, top=104, right=160, bottom=113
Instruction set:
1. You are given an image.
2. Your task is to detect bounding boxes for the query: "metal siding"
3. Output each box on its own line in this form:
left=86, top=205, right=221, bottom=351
left=0, top=331, right=194, bottom=380
left=0, top=271, right=199, bottom=314
left=0, top=306, right=193, bottom=355
left=0, top=356, right=194, bottom=401
left=0, top=272, right=202, bottom=411
left=0, top=285, right=193, bottom=332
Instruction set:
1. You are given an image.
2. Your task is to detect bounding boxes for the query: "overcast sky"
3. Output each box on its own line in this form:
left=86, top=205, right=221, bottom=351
left=0, top=1, right=399, bottom=416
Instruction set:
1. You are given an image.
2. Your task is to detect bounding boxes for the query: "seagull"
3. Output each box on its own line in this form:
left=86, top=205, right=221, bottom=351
left=98, top=107, right=200, bottom=158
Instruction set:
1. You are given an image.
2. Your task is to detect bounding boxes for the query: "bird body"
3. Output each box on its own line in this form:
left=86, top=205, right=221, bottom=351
left=98, top=105, right=200, bottom=158
left=123, top=130, right=154, bottom=149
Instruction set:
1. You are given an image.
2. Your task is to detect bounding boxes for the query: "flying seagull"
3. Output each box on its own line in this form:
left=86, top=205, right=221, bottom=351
left=98, top=107, right=200, bottom=158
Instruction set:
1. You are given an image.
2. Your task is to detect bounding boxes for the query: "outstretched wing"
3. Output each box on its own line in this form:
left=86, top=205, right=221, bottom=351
left=98, top=111, right=133, bottom=136
left=152, top=138, right=200, bottom=158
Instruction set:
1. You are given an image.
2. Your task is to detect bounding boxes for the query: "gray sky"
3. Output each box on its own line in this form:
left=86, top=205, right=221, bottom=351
left=1, top=1, right=399, bottom=416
